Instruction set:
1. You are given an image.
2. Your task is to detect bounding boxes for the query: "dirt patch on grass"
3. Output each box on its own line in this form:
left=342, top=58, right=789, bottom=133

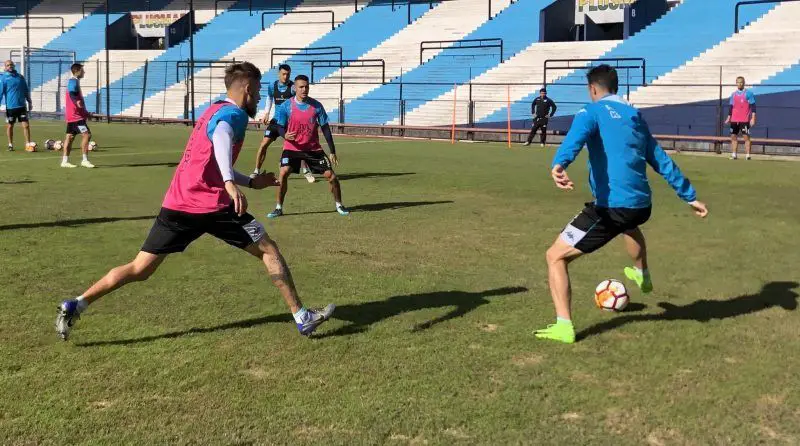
left=443, top=427, right=470, bottom=439
left=561, top=412, right=582, bottom=421
left=511, top=353, right=544, bottom=367
left=240, top=367, right=273, bottom=380
left=388, top=433, right=428, bottom=445
left=480, top=323, right=498, bottom=332
left=89, top=400, right=113, bottom=410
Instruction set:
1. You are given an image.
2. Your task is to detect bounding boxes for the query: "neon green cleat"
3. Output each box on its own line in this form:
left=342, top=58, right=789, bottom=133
left=534, top=323, right=576, bottom=344
left=624, top=267, right=653, bottom=293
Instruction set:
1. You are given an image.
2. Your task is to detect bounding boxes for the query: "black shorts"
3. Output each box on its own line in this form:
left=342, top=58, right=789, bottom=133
left=280, top=150, right=332, bottom=175
left=141, top=206, right=267, bottom=255
left=730, top=122, right=750, bottom=136
left=5, top=107, right=28, bottom=124
left=264, top=119, right=282, bottom=140
left=66, top=120, right=91, bottom=136
left=560, top=203, right=651, bottom=254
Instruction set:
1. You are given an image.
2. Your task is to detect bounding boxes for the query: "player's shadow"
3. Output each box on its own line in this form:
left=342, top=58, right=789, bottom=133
left=338, top=172, right=415, bottom=181
left=103, top=162, right=179, bottom=169
left=319, top=286, right=528, bottom=338
left=0, top=180, right=35, bottom=184
left=0, top=215, right=154, bottom=231
left=290, top=200, right=454, bottom=216
left=76, top=313, right=294, bottom=347
left=577, top=281, right=799, bottom=340
left=75, top=286, right=526, bottom=347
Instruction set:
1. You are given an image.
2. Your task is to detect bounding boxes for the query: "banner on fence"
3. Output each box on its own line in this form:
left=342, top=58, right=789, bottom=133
left=131, top=10, right=187, bottom=37
left=575, top=0, right=636, bottom=24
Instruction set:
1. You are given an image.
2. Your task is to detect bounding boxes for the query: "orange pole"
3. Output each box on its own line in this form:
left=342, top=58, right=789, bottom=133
left=506, top=85, right=512, bottom=148
left=451, top=83, right=457, bottom=144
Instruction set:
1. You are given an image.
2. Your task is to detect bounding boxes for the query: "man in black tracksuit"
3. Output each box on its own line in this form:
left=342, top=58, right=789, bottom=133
left=525, top=88, right=557, bottom=147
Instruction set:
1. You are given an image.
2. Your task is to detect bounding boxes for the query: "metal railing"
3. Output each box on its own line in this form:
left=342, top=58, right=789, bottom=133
left=270, top=46, right=343, bottom=67
left=735, top=0, right=799, bottom=32
left=261, top=10, right=336, bottom=30
left=81, top=2, right=103, bottom=17
left=11, top=16, right=66, bottom=32
left=310, top=59, right=386, bottom=84
left=420, top=38, right=503, bottom=65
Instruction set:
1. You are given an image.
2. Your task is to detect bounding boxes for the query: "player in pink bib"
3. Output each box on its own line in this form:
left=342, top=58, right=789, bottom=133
left=724, top=76, right=757, bottom=160
left=55, top=63, right=336, bottom=341
left=266, top=74, right=349, bottom=218
left=60, top=63, right=94, bottom=168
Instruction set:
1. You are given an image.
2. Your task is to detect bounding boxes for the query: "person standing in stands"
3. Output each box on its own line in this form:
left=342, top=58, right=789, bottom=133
left=525, top=88, right=557, bottom=147
left=1, top=60, right=34, bottom=152
left=252, top=64, right=315, bottom=184
left=724, top=76, right=756, bottom=160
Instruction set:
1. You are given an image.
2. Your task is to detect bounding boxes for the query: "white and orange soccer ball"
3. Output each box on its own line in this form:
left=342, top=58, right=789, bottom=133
left=24, top=141, right=37, bottom=152
left=88, top=141, right=98, bottom=151
left=594, top=279, right=629, bottom=312
left=53, top=140, right=63, bottom=151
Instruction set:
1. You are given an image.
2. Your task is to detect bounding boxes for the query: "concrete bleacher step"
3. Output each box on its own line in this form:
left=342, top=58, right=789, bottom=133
left=128, top=0, right=362, bottom=118
left=398, top=40, right=618, bottom=127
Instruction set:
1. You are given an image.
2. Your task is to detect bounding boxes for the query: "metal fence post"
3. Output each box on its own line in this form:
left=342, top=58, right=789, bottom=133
left=140, top=59, right=149, bottom=120
left=716, top=65, right=723, bottom=154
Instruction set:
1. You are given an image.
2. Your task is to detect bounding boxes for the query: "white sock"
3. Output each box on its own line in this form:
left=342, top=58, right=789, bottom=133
left=292, top=307, right=308, bottom=323
left=76, top=296, right=89, bottom=313
left=253, top=168, right=260, bottom=175
left=62, top=155, right=69, bottom=164
left=82, top=154, right=88, bottom=162
left=275, top=203, right=282, bottom=210
left=335, top=202, right=343, bottom=209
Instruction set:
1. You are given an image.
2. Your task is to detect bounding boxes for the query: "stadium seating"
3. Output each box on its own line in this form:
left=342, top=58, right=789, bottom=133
left=136, top=0, right=366, bottom=119
left=195, top=1, right=436, bottom=120
left=480, top=0, right=780, bottom=128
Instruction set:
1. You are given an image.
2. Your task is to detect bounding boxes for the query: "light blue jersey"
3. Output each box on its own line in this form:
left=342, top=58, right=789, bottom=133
left=0, top=70, right=31, bottom=109
left=552, top=95, right=696, bottom=209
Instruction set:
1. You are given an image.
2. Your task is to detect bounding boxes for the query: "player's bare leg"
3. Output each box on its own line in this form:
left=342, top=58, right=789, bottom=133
left=21, top=121, right=31, bottom=146
left=730, top=134, right=739, bottom=160
left=536, top=238, right=582, bottom=343
left=253, top=136, right=273, bottom=175
left=301, top=160, right=315, bottom=183
left=6, top=122, right=13, bottom=150
left=246, top=235, right=335, bottom=335
left=744, top=134, right=752, bottom=160
left=267, top=165, right=292, bottom=218
left=60, top=134, right=76, bottom=167
left=324, top=170, right=349, bottom=216
left=55, top=252, right=166, bottom=340
left=622, top=227, right=653, bottom=293
left=80, top=132, right=94, bottom=168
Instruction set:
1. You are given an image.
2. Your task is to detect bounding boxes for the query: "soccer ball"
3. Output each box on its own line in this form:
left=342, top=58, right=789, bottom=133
left=53, top=140, right=64, bottom=151
left=88, top=141, right=98, bottom=151
left=44, top=139, right=56, bottom=150
left=594, top=279, right=629, bottom=312
left=24, top=141, right=37, bottom=152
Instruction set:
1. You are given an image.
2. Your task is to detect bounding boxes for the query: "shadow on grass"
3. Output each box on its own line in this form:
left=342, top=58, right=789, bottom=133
left=76, top=314, right=294, bottom=347
left=319, top=286, right=529, bottom=338
left=0, top=180, right=35, bottom=184
left=337, top=172, right=415, bottom=181
left=0, top=215, right=154, bottom=231
left=577, top=281, right=799, bottom=341
left=76, top=286, right=526, bottom=346
left=289, top=200, right=455, bottom=216
left=102, top=162, right=179, bottom=169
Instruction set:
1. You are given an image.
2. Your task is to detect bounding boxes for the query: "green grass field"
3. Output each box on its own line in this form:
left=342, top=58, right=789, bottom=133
left=1, top=121, right=799, bottom=445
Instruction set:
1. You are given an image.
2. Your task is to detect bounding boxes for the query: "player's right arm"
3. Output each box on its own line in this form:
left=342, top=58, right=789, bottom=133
left=550, top=108, right=597, bottom=191
left=643, top=126, right=708, bottom=217
left=261, top=83, right=274, bottom=124
left=724, top=92, right=733, bottom=124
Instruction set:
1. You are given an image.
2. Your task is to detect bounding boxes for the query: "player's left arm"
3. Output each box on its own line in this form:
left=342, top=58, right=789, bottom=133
left=21, top=76, right=32, bottom=109
left=644, top=128, right=707, bottom=217
left=548, top=98, right=557, bottom=117
left=748, top=90, right=757, bottom=126
left=316, top=102, right=338, bottom=165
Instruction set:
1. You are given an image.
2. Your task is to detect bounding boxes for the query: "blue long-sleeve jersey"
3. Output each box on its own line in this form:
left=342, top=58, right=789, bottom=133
left=552, top=95, right=696, bottom=209
left=0, top=71, right=31, bottom=109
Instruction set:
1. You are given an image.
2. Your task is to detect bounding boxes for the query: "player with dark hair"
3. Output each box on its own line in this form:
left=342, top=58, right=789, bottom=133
left=266, top=74, right=349, bottom=218
left=252, top=64, right=315, bottom=183
left=724, top=76, right=756, bottom=160
left=55, top=62, right=335, bottom=341
left=60, top=63, right=94, bottom=168
left=524, top=88, right=557, bottom=147
left=1, top=59, right=34, bottom=151
left=536, top=64, right=708, bottom=344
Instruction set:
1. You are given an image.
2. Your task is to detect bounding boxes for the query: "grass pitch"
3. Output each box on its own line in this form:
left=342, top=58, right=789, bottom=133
left=0, top=121, right=798, bottom=445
